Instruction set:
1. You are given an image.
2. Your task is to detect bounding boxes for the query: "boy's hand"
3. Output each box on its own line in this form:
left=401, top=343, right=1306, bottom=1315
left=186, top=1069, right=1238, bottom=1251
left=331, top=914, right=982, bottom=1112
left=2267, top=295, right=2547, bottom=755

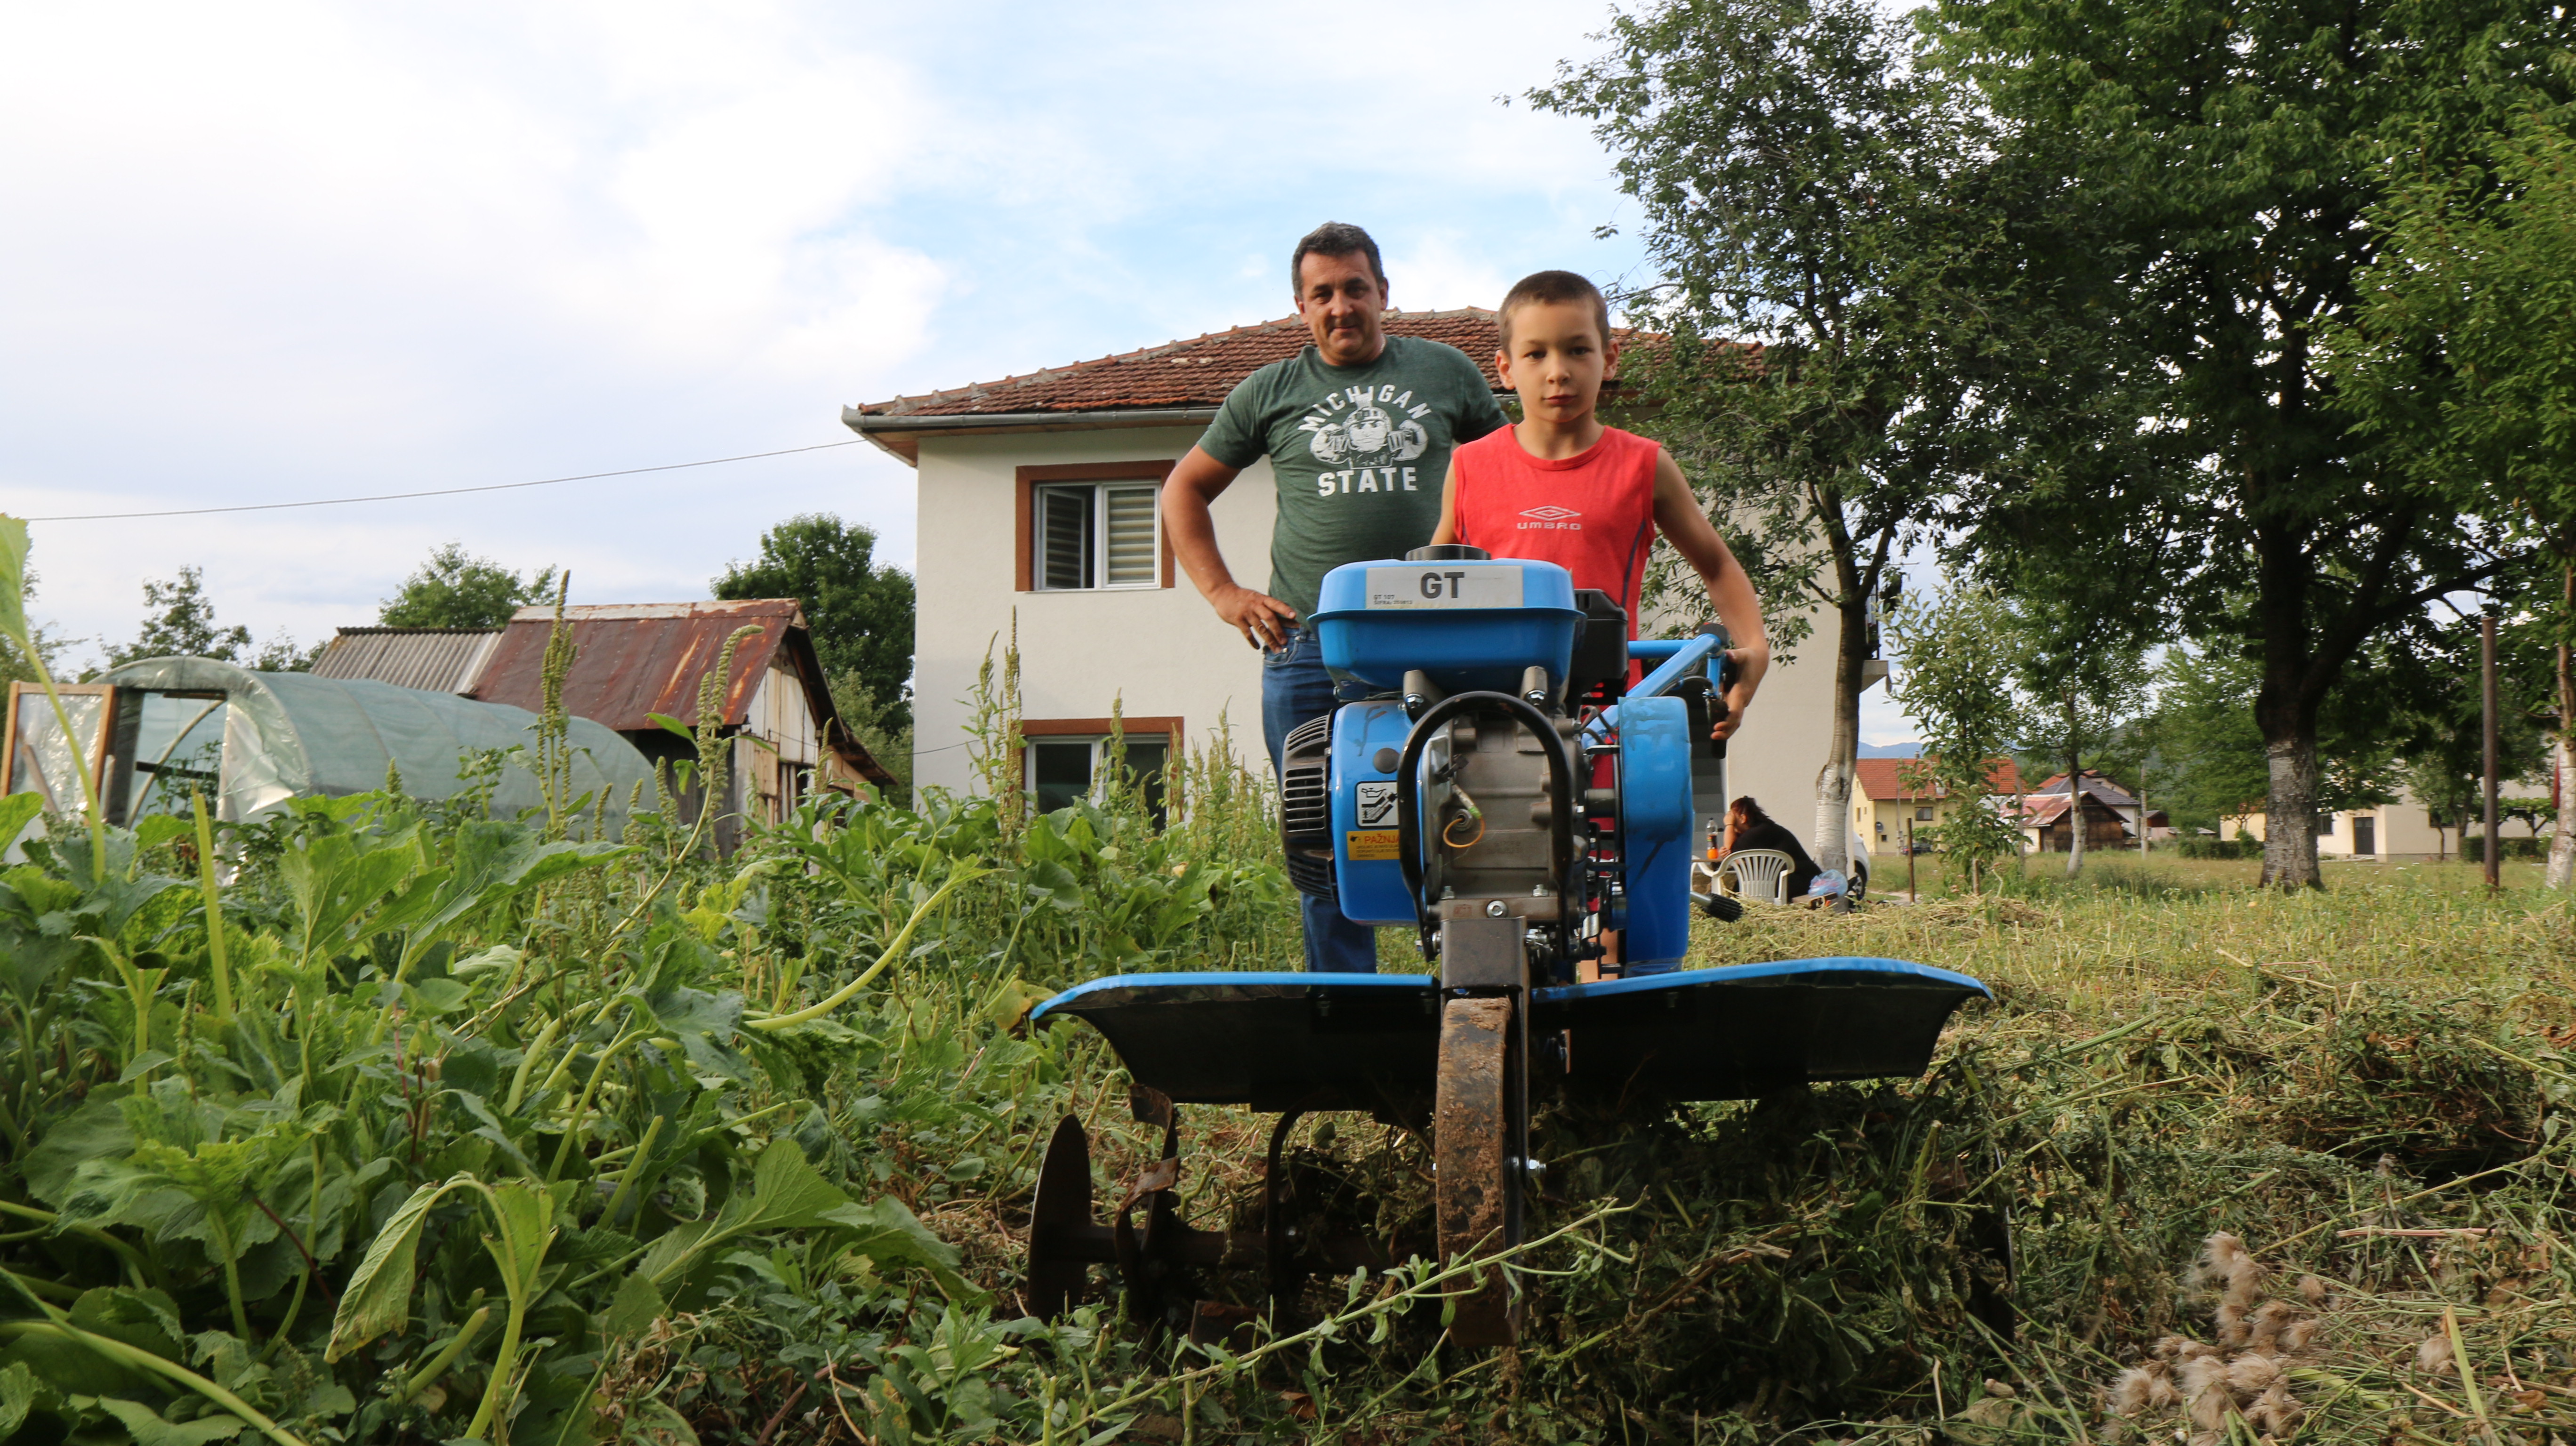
left=1213, top=584, right=1298, bottom=651
left=1709, top=647, right=1761, bottom=739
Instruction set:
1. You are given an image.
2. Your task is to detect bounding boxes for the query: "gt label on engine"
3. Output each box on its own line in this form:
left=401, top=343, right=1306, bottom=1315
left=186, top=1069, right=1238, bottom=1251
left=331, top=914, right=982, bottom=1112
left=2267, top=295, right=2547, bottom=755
left=1354, top=780, right=1399, bottom=827
left=1345, top=829, right=1401, bottom=860
left=1363, top=566, right=1523, bottom=610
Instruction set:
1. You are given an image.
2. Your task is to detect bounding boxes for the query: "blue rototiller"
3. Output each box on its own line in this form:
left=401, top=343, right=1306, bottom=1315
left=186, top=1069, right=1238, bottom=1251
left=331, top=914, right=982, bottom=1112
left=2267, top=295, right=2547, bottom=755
left=1023, top=546, right=1989, bottom=1345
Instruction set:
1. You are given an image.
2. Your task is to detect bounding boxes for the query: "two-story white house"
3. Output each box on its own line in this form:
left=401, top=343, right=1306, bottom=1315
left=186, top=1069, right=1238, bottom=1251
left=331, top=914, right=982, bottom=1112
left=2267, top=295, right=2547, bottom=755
left=845, top=308, right=1865, bottom=877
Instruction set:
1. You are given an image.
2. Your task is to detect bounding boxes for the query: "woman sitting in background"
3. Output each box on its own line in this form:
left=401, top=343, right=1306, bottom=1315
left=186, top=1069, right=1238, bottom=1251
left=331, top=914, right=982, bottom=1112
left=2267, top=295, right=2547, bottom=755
left=1715, top=795, right=1823, bottom=902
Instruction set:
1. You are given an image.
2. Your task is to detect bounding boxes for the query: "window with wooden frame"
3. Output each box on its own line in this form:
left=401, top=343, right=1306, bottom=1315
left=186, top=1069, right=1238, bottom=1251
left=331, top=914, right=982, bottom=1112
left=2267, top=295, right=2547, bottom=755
left=1020, top=716, right=1181, bottom=826
left=3, top=682, right=116, bottom=817
left=1015, top=461, right=1178, bottom=593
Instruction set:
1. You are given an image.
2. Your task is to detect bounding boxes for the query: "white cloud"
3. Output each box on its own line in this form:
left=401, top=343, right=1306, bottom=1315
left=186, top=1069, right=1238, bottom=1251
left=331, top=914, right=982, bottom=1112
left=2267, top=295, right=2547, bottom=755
left=0, top=0, right=1650, bottom=663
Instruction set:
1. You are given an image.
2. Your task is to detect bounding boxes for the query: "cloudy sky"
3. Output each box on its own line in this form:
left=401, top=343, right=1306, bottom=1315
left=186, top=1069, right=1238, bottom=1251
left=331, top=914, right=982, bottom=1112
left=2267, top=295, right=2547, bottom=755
left=0, top=0, right=1916, bottom=743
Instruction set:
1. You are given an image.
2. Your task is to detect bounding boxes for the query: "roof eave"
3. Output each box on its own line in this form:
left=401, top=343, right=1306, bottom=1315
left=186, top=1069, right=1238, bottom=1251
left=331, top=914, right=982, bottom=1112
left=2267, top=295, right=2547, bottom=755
left=840, top=405, right=1224, bottom=467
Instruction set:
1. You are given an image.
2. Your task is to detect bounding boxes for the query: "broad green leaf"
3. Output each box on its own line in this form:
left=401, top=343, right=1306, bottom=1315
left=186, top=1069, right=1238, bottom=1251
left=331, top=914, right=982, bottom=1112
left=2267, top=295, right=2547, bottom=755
left=639, top=1140, right=849, bottom=1289
left=131, top=815, right=193, bottom=856
left=402, top=977, right=473, bottom=1015
left=22, top=1094, right=134, bottom=1205
left=96, top=1396, right=251, bottom=1446
left=644, top=712, right=695, bottom=740
left=819, top=1197, right=971, bottom=1299
left=600, top=1273, right=665, bottom=1341
left=324, top=1175, right=465, bottom=1362
left=477, top=1178, right=558, bottom=1294
left=0, top=1360, right=35, bottom=1437
left=67, top=1287, right=185, bottom=1360
left=0, top=516, right=28, bottom=641
left=0, top=794, right=41, bottom=857
left=734, top=1137, right=850, bottom=1231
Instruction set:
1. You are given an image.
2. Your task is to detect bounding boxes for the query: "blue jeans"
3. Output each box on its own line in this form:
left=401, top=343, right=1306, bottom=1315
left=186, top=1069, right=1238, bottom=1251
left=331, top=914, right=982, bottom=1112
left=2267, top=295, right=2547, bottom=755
left=1262, top=628, right=1378, bottom=974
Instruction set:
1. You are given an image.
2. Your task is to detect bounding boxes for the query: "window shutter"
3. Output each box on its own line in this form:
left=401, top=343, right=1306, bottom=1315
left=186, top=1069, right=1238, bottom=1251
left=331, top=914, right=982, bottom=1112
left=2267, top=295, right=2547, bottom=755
left=1102, top=485, right=1158, bottom=587
left=1040, top=487, right=1092, bottom=589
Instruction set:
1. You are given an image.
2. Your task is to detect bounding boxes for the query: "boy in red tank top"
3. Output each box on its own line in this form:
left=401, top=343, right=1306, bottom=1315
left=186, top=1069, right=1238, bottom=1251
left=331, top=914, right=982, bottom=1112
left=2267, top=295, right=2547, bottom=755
left=1430, top=270, right=1770, bottom=737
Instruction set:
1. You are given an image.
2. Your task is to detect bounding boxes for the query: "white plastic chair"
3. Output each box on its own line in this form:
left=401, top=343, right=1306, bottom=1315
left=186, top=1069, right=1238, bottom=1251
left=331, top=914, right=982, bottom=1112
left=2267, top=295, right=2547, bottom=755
left=1716, top=849, right=1796, bottom=906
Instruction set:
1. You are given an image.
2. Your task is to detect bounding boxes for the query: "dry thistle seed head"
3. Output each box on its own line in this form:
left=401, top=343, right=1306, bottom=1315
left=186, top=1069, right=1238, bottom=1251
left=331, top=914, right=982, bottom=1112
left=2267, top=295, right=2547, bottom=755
left=2297, top=1274, right=2331, bottom=1309
left=2187, top=1374, right=2236, bottom=1436
left=2147, top=1370, right=2182, bottom=1411
left=2415, top=1335, right=2458, bottom=1375
left=2215, top=1301, right=2252, bottom=1348
left=2110, top=1368, right=2155, bottom=1415
left=2179, top=1356, right=2230, bottom=1403
left=2247, top=1301, right=2298, bottom=1354
left=2248, top=1382, right=2304, bottom=1438
left=2227, top=1354, right=2281, bottom=1397
left=2198, top=1232, right=2250, bottom=1288
left=2277, top=1317, right=2322, bottom=1356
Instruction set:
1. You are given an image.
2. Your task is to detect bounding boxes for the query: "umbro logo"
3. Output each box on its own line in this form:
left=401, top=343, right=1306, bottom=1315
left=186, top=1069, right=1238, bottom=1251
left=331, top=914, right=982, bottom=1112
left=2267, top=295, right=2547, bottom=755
left=1518, top=505, right=1580, bottom=522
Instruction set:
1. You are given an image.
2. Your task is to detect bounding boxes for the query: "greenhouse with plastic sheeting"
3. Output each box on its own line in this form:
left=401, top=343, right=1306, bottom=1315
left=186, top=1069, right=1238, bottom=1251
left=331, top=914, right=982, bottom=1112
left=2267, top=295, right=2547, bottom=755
left=77, top=658, right=652, bottom=837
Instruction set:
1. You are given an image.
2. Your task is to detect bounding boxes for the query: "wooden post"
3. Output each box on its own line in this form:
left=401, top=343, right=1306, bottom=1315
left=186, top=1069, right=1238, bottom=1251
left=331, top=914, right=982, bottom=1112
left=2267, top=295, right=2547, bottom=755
left=2484, top=614, right=2501, bottom=892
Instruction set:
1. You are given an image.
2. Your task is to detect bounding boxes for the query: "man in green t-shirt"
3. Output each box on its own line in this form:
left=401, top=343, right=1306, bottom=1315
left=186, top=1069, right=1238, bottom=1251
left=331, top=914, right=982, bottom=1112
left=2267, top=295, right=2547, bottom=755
left=1163, top=221, right=1511, bottom=972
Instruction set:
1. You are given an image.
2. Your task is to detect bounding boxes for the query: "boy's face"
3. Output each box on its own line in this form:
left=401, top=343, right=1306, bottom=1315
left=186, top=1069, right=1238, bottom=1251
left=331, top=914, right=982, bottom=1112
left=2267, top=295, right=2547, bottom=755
left=1497, top=299, right=1618, bottom=426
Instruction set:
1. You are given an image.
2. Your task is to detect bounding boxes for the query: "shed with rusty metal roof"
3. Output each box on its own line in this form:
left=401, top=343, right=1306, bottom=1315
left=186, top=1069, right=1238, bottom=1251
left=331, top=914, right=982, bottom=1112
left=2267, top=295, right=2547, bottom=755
left=467, top=600, right=890, bottom=843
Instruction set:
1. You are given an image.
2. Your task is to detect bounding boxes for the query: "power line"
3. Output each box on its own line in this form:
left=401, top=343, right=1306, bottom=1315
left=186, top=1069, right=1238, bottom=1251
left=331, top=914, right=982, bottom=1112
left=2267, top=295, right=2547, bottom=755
left=18, top=439, right=869, bottom=522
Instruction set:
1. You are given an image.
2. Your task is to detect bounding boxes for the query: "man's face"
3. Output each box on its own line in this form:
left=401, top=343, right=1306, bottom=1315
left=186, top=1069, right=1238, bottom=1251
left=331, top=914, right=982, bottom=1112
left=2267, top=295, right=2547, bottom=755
left=1496, top=299, right=1618, bottom=428
left=1296, top=250, right=1390, bottom=368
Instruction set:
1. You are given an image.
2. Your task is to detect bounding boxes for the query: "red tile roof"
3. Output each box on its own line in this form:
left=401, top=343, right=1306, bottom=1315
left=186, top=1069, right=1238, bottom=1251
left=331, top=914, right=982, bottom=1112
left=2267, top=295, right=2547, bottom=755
left=1856, top=757, right=2024, bottom=801
left=853, top=309, right=1521, bottom=422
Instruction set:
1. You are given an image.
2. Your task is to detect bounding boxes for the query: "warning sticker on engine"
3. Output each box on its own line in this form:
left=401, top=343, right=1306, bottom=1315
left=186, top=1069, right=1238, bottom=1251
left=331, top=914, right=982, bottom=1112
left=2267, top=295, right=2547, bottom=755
left=1363, top=565, right=1523, bottom=610
left=1345, top=829, right=1401, bottom=861
left=1353, top=779, right=1399, bottom=827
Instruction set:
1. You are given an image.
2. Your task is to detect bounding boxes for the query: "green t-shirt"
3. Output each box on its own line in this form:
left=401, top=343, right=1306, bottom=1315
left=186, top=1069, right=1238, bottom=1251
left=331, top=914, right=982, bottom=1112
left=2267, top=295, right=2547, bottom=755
left=1198, top=335, right=1510, bottom=621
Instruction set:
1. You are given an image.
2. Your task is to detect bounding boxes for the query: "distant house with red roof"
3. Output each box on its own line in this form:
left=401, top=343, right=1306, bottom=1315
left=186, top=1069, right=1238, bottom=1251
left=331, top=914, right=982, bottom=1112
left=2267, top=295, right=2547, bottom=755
left=2017, top=769, right=2169, bottom=852
left=845, top=307, right=1871, bottom=861
left=1851, top=756, right=2024, bottom=852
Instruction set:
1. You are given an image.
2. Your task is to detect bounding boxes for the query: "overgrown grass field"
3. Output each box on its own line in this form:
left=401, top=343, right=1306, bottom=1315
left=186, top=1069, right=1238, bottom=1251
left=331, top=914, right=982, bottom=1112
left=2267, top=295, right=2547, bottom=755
left=1, top=710, right=2570, bottom=1446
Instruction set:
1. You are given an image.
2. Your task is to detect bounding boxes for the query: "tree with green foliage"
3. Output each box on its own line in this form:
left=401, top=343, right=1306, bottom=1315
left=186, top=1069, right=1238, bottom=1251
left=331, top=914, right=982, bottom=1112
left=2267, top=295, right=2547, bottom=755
left=2146, top=641, right=2413, bottom=842
left=99, top=567, right=316, bottom=673
left=1887, top=583, right=2030, bottom=891
left=1932, top=0, right=2573, bottom=889
left=104, top=566, right=250, bottom=667
left=1530, top=0, right=2034, bottom=877
left=714, top=514, right=914, bottom=732
left=378, top=543, right=559, bottom=630
left=2326, top=109, right=2576, bottom=887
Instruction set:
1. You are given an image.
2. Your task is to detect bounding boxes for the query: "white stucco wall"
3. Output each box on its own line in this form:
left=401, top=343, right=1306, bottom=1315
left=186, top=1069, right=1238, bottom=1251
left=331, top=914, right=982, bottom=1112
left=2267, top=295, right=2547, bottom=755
left=906, top=425, right=1858, bottom=864
left=910, top=426, right=1276, bottom=795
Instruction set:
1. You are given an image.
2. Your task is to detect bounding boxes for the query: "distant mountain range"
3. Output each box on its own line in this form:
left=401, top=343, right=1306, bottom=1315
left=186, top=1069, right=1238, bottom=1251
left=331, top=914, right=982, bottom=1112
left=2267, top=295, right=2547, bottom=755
left=1858, top=741, right=1921, bottom=758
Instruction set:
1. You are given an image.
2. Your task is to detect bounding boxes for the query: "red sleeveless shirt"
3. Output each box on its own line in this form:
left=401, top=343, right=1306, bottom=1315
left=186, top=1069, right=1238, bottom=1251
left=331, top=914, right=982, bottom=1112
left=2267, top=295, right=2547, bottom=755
left=1451, top=425, right=1660, bottom=636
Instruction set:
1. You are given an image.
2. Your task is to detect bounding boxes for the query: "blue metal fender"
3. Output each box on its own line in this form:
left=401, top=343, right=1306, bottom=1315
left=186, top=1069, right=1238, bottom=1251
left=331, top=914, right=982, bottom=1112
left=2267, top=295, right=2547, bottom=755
left=1329, top=700, right=1417, bottom=925
left=1617, top=695, right=1695, bottom=971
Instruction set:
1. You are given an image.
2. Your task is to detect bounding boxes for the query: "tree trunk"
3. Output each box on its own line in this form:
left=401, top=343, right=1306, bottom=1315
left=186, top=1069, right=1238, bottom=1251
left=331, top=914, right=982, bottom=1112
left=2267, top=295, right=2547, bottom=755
left=1812, top=593, right=1866, bottom=887
left=2550, top=567, right=2574, bottom=889
left=2254, top=517, right=2324, bottom=891
left=2259, top=731, right=2322, bottom=889
left=2064, top=691, right=2085, bottom=879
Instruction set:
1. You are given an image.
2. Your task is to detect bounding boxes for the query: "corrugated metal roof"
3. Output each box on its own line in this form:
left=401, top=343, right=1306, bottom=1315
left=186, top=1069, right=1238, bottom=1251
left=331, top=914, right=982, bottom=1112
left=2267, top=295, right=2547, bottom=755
left=467, top=600, right=894, bottom=785
left=310, top=627, right=500, bottom=694
left=472, top=601, right=797, bottom=731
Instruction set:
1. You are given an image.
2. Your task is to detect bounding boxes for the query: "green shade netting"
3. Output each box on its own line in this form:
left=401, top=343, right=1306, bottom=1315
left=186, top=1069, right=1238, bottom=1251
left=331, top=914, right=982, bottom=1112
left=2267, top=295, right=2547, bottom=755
left=98, top=657, right=652, bottom=838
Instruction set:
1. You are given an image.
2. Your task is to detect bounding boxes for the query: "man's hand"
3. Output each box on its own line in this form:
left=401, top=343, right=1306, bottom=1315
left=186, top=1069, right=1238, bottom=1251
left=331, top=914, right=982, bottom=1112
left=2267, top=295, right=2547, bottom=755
left=1214, top=584, right=1298, bottom=651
